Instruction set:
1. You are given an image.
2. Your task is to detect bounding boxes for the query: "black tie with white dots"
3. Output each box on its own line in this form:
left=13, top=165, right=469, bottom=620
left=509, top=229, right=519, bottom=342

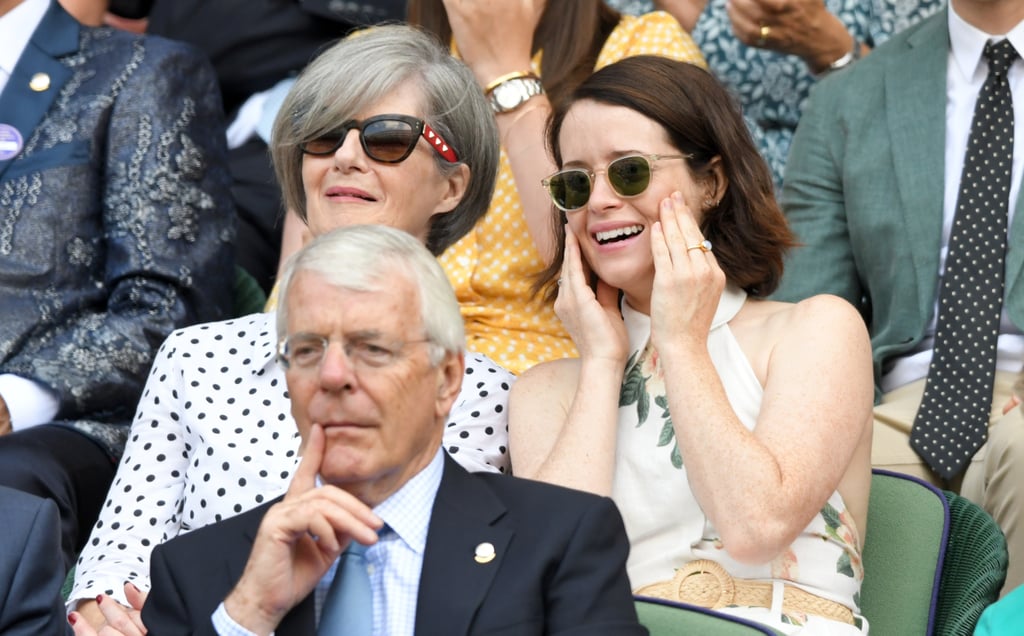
left=910, top=39, right=1018, bottom=481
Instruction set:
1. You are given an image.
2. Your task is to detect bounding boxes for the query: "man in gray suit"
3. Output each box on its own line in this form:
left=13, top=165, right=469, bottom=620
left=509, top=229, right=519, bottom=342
left=776, top=0, right=1024, bottom=595
left=0, top=0, right=234, bottom=571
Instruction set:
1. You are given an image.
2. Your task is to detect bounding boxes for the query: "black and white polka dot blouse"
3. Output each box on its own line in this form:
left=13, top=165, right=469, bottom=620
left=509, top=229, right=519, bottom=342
left=68, top=311, right=513, bottom=608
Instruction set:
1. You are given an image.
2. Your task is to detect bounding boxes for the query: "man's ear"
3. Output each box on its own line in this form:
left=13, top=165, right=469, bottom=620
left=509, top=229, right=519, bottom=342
left=432, top=163, right=471, bottom=216
left=435, top=351, right=465, bottom=420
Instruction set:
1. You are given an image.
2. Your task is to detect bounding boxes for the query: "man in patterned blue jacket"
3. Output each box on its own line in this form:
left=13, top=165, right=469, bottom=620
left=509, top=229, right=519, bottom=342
left=0, top=0, right=235, bottom=571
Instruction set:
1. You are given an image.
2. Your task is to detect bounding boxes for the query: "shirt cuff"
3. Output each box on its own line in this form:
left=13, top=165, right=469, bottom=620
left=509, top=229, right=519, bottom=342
left=0, top=374, right=58, bottom=431
left=212, top=602, right=272, bottom=636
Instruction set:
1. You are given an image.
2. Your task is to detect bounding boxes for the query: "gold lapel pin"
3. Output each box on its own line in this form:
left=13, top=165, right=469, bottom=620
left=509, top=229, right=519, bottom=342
left=474, top=542, right=496, bottom=564
left=29, top=73, right=50, bottom=92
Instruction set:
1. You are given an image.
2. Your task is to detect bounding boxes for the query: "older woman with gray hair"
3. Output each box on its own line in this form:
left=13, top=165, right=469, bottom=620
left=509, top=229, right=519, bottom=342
left=272, top=23, right=499, bottom=259
left=67, top=24, right=510, bottom=631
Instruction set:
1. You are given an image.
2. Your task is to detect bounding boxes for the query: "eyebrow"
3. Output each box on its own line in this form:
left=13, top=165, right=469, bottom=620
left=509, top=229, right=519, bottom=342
left=288, top=329, right=388, bottom=341
left=344, top=329, right=389, bottom=342
left=561, top=150, right=650, bottom=169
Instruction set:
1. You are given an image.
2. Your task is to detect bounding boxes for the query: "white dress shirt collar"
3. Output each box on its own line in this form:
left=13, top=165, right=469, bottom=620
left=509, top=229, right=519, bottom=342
left=372, top=447, right=444, bottom=555
left=0, top=0, right=50, bottom=96
left=948, top=3, right=1024, bottom=82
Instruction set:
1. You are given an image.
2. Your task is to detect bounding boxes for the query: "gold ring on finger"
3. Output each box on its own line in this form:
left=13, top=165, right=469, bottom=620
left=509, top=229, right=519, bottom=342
left=757, top=24, right=771, bottom=47
left=686, top=239, right=713, bottom=253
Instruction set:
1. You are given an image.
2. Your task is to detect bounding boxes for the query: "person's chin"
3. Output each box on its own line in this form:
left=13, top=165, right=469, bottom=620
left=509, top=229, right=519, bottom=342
left=320, top=432, right=372, bottom=470
left=318, top=459, right=369, bottom=488
left=597, top=261, right=648, bottom=289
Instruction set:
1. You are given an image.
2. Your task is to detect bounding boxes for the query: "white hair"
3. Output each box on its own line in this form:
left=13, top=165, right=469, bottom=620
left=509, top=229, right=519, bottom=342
left=275, top=225, right=465, bottom=364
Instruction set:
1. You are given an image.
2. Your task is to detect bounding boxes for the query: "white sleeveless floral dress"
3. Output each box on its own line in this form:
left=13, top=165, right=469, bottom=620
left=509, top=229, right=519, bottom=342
left=613, top=285, right=868, bottom=634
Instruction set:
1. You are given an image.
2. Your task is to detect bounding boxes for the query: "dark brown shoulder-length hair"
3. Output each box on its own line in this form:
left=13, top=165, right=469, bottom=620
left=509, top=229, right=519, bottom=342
left=406, top=0, right=620, bottom=109
left=538, top=55, right=796, bottom=302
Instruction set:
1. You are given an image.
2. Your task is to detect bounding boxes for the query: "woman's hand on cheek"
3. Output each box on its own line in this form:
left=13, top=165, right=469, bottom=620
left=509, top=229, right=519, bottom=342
left=649, top=193, right=726, bottom=352
left=554, top=225, right=629, bottom=364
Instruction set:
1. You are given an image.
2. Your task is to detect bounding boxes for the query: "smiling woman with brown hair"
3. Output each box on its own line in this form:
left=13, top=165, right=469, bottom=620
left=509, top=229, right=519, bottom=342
left=407, top=0, right=706, bottom=374
left=510, top=56, right=874, bottom=634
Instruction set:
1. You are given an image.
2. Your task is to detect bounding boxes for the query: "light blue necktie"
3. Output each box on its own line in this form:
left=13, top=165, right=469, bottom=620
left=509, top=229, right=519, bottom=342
left=318, top=542, right=372, bottom=635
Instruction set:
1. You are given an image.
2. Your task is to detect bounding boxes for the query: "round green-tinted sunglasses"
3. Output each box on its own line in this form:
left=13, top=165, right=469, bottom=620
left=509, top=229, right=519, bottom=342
left=542, top=153, right=689, bottom=212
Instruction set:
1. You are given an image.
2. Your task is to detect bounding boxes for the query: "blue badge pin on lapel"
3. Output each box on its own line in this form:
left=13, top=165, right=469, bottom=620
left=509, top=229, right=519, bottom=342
left=0, top=124, right=23, bottom=161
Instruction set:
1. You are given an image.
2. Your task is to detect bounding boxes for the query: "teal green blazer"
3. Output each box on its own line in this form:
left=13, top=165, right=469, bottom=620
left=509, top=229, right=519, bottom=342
left=775, top=8, right=1024, bottom=400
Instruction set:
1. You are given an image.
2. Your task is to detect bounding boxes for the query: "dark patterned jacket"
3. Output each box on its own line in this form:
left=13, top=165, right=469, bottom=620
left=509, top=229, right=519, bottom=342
left=0, top=1, right=235, bottom=458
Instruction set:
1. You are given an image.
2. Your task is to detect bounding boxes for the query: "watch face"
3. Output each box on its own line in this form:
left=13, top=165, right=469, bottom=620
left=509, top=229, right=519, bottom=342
left=495, top=83, right=523, bottom=110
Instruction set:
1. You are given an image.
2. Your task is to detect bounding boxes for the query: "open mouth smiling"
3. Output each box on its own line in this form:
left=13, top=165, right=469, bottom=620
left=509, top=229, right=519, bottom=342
left=594, top=224, right=644, bottom=245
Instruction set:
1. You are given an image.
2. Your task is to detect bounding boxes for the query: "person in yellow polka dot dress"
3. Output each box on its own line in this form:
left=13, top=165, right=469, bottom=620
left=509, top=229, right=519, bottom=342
left=408, top=0, right=705, bottom=374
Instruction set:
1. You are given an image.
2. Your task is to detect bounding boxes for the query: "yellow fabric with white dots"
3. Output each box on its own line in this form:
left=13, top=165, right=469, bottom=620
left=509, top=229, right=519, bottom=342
left=440, top=12, right=706, bottom=374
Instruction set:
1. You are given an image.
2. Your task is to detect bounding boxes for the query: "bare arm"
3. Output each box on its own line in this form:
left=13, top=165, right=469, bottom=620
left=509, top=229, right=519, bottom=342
left=441, top=0, right=559, bottom=262
left=509, top=229, right=627, bottom=493
left=494, top=101, right=559, bottom=262
left=669, top=297, right=872, bottom=562
left=653, top=0, right=706, bottom=31
left=510, top=356, right=623, bottom=494
left=652, top=197, right=873, bottom=563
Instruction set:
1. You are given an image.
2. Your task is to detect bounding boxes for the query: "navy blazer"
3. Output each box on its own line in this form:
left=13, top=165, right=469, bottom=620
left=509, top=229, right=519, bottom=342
left=142, top=455, right=647, bottom=635
left=0, top=486, right=72, bottom=636
left=0, top=1, right=235, bottom=456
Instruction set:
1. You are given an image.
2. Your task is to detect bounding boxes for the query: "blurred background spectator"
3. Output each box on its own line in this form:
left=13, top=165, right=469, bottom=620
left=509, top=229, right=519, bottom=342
left=608, top=0, right=944, bottom=190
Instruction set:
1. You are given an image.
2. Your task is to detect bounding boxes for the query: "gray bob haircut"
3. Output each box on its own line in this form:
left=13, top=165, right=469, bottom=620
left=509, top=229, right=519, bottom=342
left=271, top=24, right=499, bottom=256
left=275, top=225, right=465, bottom=365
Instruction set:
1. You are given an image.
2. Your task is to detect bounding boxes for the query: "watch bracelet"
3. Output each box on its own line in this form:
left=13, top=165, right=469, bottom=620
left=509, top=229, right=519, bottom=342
left=483, top=70, right=540, bottom=96
left=820, top=39, right=863, bottom=77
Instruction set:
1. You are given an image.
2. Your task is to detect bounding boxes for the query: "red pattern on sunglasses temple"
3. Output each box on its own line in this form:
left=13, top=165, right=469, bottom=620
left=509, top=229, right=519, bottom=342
left=423, top=123, right=458, bottom=162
